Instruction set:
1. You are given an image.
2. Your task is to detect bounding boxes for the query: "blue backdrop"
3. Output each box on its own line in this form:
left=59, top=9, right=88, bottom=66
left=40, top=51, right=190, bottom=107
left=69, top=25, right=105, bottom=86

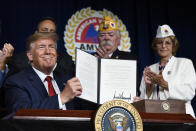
left=0, top=0, right=196, bottom=112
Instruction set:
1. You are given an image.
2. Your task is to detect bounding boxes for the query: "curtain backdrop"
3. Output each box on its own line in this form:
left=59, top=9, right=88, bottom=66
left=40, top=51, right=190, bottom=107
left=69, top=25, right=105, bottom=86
left=1, top=0, right=196, bottom=112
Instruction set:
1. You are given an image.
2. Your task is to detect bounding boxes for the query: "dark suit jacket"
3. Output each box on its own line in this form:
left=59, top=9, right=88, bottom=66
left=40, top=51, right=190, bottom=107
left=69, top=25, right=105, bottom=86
left=110, top=49, right=137, bottom=60
left=3, top=67, right=98, bottom=113
left=93, top=49, right=137, bottom=60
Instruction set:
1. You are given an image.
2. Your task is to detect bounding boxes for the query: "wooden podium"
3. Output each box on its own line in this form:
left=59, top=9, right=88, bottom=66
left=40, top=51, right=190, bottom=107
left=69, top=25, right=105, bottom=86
left=13, top=109, right=96, bottom=121
left=0, top=109, right=194, bottom=131
left=10, top=99, right=195, bottom=124
left=12, top=99, right=196, bottom=124
left=130, top=99, right=196, bottom=123
left=1, top=100, right=195, bottom=131
left=132, top=99, right=186, bottom=114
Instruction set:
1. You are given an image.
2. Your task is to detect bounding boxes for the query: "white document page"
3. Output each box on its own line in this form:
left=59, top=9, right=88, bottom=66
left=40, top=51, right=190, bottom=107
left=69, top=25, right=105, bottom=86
left=99, top=59, right=136, bottom=104
left=76, top=49, right=98, bottom=103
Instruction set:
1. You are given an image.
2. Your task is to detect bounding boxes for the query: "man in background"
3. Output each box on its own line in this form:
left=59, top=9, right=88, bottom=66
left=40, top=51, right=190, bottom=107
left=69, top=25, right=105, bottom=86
left=95, top=16, right=136, bottom=60
left=95, top=16, right=139, bottom=94
left=0, top=43, right=14, bottom=116
left=0, top=43, right=14, bottom=87
left=7, top=17, right=74, bottom=78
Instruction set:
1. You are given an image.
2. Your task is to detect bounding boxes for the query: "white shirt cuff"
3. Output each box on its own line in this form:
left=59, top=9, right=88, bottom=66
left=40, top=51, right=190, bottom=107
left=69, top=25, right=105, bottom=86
left=58, top=94, right=67, bottom=110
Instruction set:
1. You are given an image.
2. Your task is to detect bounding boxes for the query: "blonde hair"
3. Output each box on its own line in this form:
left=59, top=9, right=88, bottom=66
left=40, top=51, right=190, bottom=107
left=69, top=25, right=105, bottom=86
left=26, top=32, right=58, bottom=51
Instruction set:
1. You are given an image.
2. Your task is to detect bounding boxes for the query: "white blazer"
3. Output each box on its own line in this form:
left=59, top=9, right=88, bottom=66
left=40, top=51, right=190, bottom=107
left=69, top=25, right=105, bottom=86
left=140, top=56, right=196, bottom=118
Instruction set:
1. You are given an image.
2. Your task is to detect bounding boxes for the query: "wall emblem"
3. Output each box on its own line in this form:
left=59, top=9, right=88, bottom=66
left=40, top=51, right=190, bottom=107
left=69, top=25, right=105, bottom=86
left=64, top=7, right=131, bottom=60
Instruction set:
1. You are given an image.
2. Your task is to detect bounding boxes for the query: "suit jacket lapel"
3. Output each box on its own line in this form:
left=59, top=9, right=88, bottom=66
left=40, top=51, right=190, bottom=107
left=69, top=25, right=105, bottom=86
left=111, top=49, right=120, bottom=59
left=53, top=71, right=65, bottom=92
left=27, top=67, right=48, bottom=98
left=162, top=56, right=175, bottom=81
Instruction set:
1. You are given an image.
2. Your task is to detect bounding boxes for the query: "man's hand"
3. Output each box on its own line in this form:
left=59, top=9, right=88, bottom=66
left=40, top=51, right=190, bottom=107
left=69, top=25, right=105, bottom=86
left=0, top=43, right=14, bottom=71
left=95, top=46, right=110, bottom=59
left=60, top=77, right=82, bottom=104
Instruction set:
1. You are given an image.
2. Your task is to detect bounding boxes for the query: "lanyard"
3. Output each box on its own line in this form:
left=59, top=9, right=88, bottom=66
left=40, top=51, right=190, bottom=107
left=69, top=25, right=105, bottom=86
left=156, top=56, right=172, bottom=99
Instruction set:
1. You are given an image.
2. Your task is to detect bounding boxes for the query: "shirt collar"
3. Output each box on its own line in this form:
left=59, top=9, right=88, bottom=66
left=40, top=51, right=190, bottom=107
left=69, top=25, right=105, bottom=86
left=109, top=52, right=113, bottom=58
left=32, top=64, right=57, bottom=82
left=158, top=56, right=173, bottom=71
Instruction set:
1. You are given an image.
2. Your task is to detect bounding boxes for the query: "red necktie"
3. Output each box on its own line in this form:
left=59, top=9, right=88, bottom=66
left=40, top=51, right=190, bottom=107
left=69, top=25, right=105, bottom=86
left=45, top=76, right=56, bottom=96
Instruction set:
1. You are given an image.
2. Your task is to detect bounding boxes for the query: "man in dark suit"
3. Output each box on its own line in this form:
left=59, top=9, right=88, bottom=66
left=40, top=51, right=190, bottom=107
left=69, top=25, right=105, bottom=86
left=95, top=16, right=136, bottom=60
left=95, top=16, right=139, bottom=94
left=7, top=17, right=74, bottom=78
left=3, top=32, right=83, bottom=113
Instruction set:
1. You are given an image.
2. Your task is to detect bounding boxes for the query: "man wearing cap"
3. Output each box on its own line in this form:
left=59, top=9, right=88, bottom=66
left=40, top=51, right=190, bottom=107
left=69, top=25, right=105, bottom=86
left=134, top=24, right=196, bottom=118
left=95, top=16, right=136, bottom=60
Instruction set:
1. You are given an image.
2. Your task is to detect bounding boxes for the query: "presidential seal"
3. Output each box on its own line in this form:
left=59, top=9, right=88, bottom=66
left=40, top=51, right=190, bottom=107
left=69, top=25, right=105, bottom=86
left=64, top=7, right=131, bottom=60
left=161, top=101, right=170, bottom=112
left=95, top=100, right=143, bottom=131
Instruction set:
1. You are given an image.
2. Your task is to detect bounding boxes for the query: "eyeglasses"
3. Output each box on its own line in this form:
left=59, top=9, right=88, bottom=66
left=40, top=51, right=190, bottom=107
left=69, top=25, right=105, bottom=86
left=156, top=40, right=172, bottom=47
